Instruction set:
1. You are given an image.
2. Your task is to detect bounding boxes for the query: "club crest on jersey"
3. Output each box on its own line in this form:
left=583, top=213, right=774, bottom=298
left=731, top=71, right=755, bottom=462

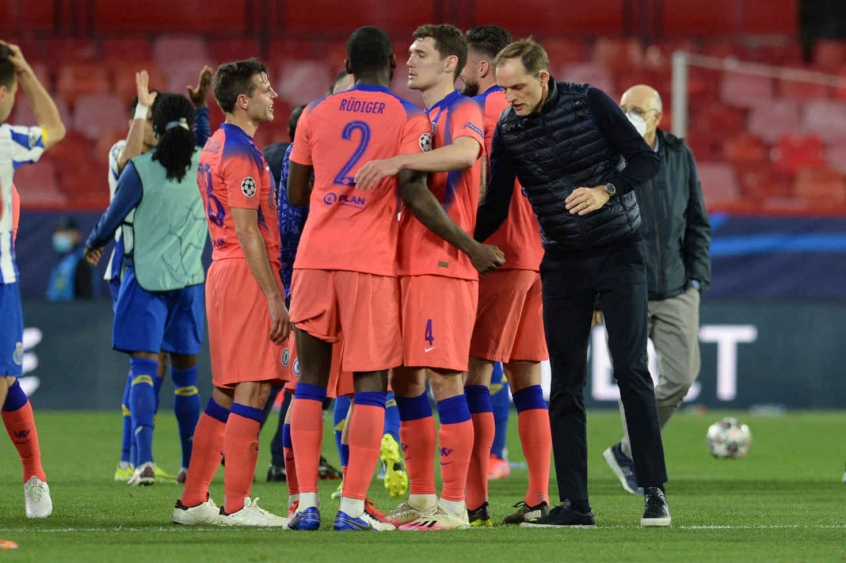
left=419, top=132, right=433, bottom=152
left=281, top=348, right=290, bottom=367
left=293, top=359, right=301, bottom=377
left=241, top=177, right=257, bottom=197
left=13, top=342, right=23, bottom=366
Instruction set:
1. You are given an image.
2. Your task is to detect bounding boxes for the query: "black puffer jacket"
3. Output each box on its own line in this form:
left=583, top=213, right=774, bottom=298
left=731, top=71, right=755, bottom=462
left=637, top=130, right=711, bottom=299
left=477, top=81, right=658, bottom=253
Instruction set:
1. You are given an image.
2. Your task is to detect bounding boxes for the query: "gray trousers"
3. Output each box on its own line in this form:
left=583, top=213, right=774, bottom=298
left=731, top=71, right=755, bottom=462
left=620, top=286, right=700, bottom=459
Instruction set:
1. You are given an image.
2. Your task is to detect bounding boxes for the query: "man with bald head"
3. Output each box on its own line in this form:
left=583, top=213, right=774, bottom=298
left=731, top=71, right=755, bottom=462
left=602, top=84, right=711, bottom=495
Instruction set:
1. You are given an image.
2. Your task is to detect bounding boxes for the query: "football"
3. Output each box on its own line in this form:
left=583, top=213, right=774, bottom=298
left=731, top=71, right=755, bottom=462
left=706, top=417, right=752, bottom=458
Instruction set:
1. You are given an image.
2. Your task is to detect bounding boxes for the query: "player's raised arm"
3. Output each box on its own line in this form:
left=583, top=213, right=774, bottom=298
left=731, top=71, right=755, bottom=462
left=398, top=169, right=504, bottom=275
left=117, top=71, right=158, bottom=174
left=2, top=42, right=65, bottom=149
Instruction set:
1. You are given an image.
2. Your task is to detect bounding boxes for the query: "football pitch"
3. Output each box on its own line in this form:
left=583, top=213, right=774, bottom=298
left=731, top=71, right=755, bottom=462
left=0, top=410, right=843, bottom=562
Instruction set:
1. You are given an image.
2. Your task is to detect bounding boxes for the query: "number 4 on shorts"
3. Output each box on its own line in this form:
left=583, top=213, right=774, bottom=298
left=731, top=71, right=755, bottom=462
left=424, top=319, right=434, bottom=347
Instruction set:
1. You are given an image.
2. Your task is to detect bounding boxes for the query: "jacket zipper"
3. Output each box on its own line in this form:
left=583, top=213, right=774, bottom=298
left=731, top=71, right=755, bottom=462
left=650, top=177, right=663, bottom=297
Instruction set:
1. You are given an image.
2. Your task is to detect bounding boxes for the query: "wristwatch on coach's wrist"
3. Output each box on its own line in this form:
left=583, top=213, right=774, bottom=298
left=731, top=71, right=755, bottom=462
left=603, top=183, right=617, bottom=197
left=691, top=279, right=702, bottom=291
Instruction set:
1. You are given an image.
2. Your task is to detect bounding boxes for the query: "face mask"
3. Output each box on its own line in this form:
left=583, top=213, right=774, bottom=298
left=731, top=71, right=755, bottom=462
left=626, top=112, right=648, bottom=137
left=52, top=233, right=74, bottom=254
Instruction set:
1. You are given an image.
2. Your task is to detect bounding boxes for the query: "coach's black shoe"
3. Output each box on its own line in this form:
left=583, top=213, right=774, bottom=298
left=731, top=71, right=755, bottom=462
left=503, top=500, right=550, bottom=525
left=520, top=500, right=595, bottom=528
left=467, top=502, right=493, bottom=527
left=267, top=464, right=287, bottom=483
left=641, top=487, right=671, bottom=527
left=318, top=456, right=342, bottom=480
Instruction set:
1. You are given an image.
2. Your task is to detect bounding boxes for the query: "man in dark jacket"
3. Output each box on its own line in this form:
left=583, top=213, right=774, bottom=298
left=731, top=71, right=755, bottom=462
left=475, top=39, right=671, bottom=527
left=603, top=84, right=711, bottom=495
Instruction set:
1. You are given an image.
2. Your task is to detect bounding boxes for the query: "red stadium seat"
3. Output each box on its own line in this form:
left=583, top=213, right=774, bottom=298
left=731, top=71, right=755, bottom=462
left=44, top=37, right=99, bottom=66
left=542, top=39, right=590, bottom=68
left=276, top=61, right=333, bottom=107
left=684, top=133, right=718, bottom=162
left=268, top=39, right=318, bottom=67
left=747, top=100, right=802, bottom=143
left=593, top=38, right=644, bottom=72
left=793, top=167, right=846, bottom=203
left=812, top=40, right=846, bottom=71
left=474, top=0, right=625, bottom=36
left=720, top=72, right=773, bottom=107
left=100, top=38, right=154, bottom=62
left=736, top=164, right=792, bottom=202
left=825, top=138, right=846, bottom=175
left=0, top=0, right=55, bottom=32
left=642, top=40, right=696, bottom=69
left=209, top=38, right=261, bottom=66
left=721, top=133, right=769, bottom=165
left=771, top=134, right=826, bottom=174
left=56, top=63, right=112, bottom=106
left=689, top=101, right=746, bottom=137
left=321, top=40, right=349, bottom=73
left=59, top=159, right=111, bottom=208
left=163, top=62, right=209, bottom=98
left=747, top=43, right=804, bottom=66
left=1, top=36, right=43, bottom=61
left=73, top=93, right=129, bottom=141
left=110, top=62, right=167, bottom=105
left=803, top=99, right=846, bottom=142
left=94, top=0, right=242, bottom=33
left=698, top=41, right=749, bottom=60
left=93, top=130, right=129, bottom=165
left=696, top=162, right=740, bottom=206
left=777, top=70, right=830, bottom=101
left=153, top=35, right=209, bottom=72
left=12, top=158, right=66, bottom=208
left=561, top=63, right=615, bottom=100
left=12, top=94, right=71, bottom=131
left=47, top=131, right=94, bottom=175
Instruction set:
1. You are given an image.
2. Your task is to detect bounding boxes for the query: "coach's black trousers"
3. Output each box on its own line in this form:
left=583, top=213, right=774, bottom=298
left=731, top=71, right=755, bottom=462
left=541, top=238, right=667, bottom=502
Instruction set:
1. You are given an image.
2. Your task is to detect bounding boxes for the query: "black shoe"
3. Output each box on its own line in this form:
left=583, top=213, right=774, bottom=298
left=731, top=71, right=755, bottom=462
left=467, top=502, right=493, bottom=527
left=266, top=464, right=287, bottom=482
left=520, top=500, right=595, bottom=528
left=641, top=487, right=671, bottom=527
left=503, top=500, right=550, bottom=525
left=318, top=456, right=342, bottom=480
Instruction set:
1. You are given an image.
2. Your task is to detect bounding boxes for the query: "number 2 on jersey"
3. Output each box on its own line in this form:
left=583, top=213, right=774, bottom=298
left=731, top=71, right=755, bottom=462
left=425, top=319, right=434, bottom=347
left=333, top=120, right=371, bottom=186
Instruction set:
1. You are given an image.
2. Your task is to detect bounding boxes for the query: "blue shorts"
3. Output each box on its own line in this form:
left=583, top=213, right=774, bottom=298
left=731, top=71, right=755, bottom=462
left=108, top=278, right=121, bottom=310
left=0, top=283, right=24, bottom=377
left=112, top=268, right=205, bottom=355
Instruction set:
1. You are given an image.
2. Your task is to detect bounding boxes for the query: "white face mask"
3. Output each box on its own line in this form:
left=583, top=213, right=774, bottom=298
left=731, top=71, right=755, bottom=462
left=626, top=112, right=648, bottom=137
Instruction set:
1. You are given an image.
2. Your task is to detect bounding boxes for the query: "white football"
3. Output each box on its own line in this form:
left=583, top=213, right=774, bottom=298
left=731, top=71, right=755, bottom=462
left=706, top=417, right=752, bottom=458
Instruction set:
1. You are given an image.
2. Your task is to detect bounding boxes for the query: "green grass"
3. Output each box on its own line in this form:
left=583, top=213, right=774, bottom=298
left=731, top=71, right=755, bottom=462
left=0, top=409, right=844, bottom=562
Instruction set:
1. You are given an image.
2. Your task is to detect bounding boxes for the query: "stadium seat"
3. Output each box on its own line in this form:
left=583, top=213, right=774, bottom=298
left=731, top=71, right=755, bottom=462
left=321, top=40, right=349, bottom=72
left=12, top=94, right=71, bottom=130
left=698, top=41, right=749, bottom=60
left=12, top=157, right=67, bottom=207
left=771, top=134, right=826, bottom=174
left=46, top=131, right=93, bottom=171
left=475, top=0, right=624, bottom=36
left=803, top=99, right=846, bottom=142
left=721, top=133, right=769, bottom=165
left=642, top=40, right=696, bottom=69
left=689, top=100, right=746, bottom=137
left=94, top=0, right=240, bottom=32
left=825, top=138, right=846, bottom=175
left=100, top=38, right=154, bottom=62
left=561, top=63, right=615, bottom=100
left=696, top=162, right=740, bottom=206
left=747, top=99, right=802, bottom=143
left=720, top=72, right=773, bottom=107
left=57, top=63, right=112, bottom=105
left=777, top=71, right=830, bottom=101
left=280, top=0, right=380, bottom=35
left=684, top=133, right=718, bottom=162
left=792, top=167, right=846, bottom=203
left=73, top=93, right=129, bottom=141
left=541, top=39, right=590, bottom=68
left=812, top=39, right=846, bottom=71
left=153, top=35, right=209, bottom=71
left=736, top=164, right=792, bottom=202
left=0, top=0, right=55, bottom=32
left=44, top=37, right=99, bottom=66
left=1, top=36, right=43, bottom=61
left=593, top=38, right=644, bottom=72
left=276, top=61, right=333, bottom=107
left=747, top=43, right=804, bottom=66
left=267, top=39, right=318, bottom=66
left=163, top=61, right=209, bottom=98
left=93, top=130, right=129, bottom=165
left=209, top=38, right=261, bottom=65
left=58, top=159, right=109, bottom=207
left=110, top=62, right=167, bottom=104
left=686, top=66, right=721, bottom=99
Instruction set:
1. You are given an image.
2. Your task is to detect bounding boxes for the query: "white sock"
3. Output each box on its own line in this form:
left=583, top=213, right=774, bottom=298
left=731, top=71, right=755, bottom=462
left=288, top=494, right=300, bottom=509
left=119, top=461, right=130, bottom=470
left=339, top=497, right=365, bottom=518
left=440, top=498, right=465, bottom=516
left=409, top=494, right=437, bottom=511
left=298, top=492, right=319, bottom=511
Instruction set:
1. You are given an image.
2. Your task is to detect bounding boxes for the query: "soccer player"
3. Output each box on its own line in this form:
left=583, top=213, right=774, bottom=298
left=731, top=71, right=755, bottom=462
left=110, top=68, right=212, bottom=484
left=460, top=25, right=552, bottom=526
left=86, top=93, right=208, bottom=488
left=0, top=40, right=66, bottom=519
left=286, top=25, right=502, bottom=533
left=173, top=58, right=290, bottom=527
left=354, top=24, right=496, bottom=531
